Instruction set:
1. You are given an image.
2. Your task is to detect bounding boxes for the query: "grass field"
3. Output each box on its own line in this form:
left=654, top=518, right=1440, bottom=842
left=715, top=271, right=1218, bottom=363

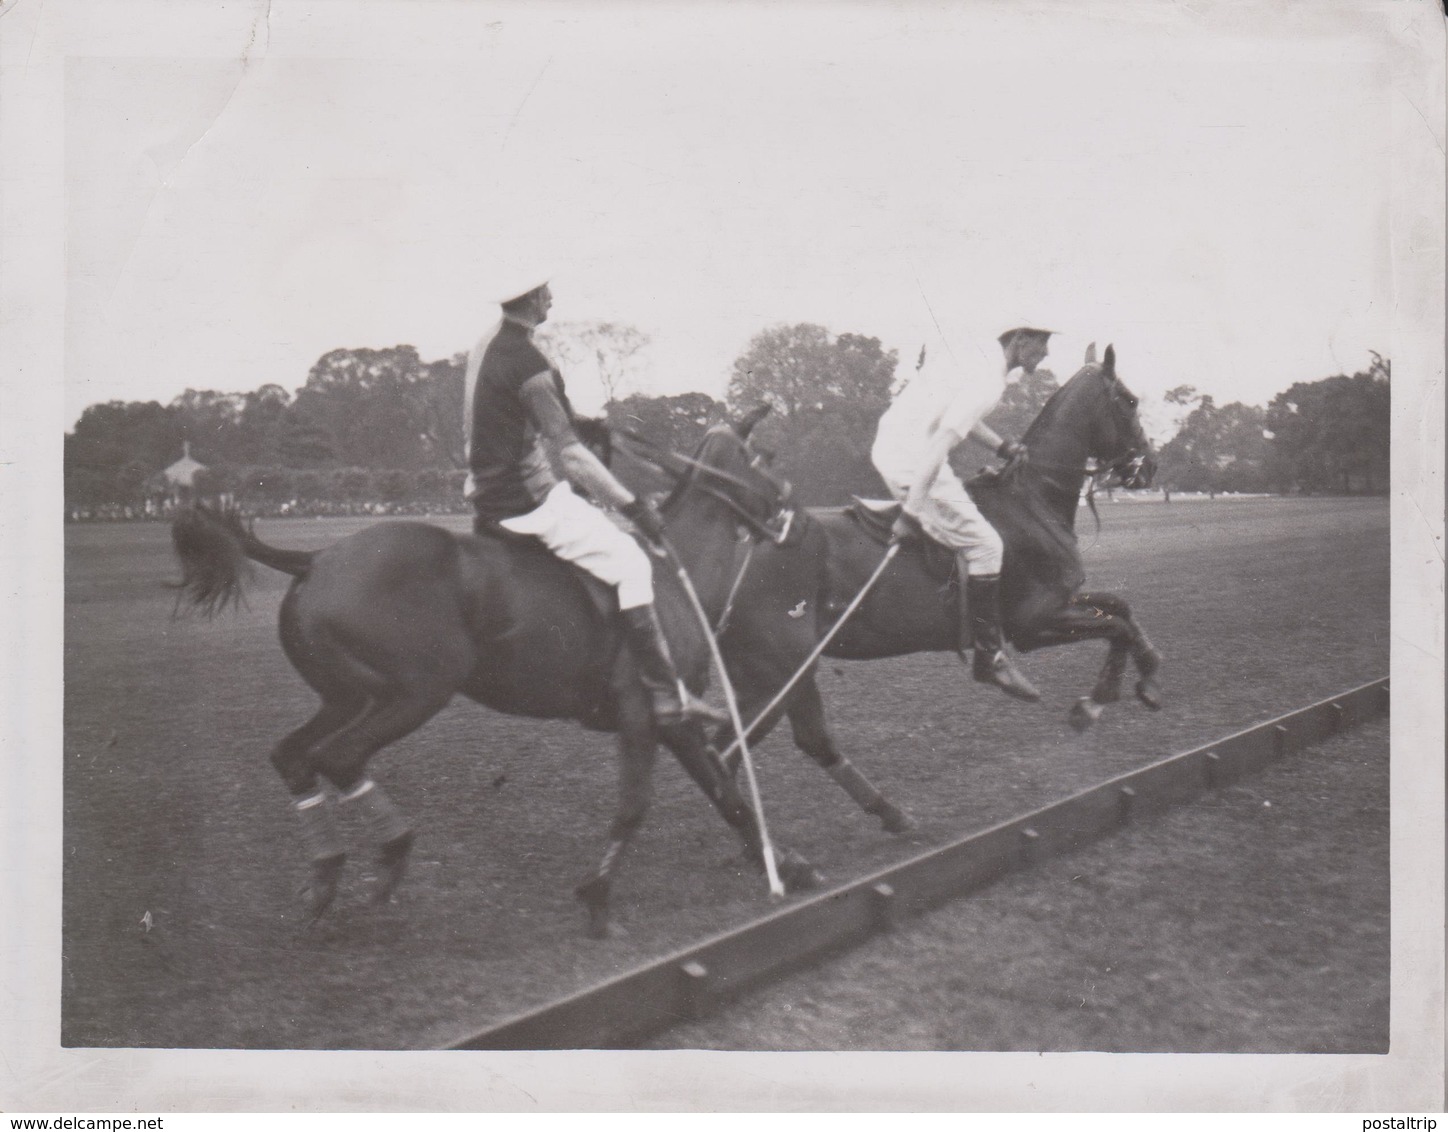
left=61, top=496, right=1390, bottom=1050
left=647, top=719, right=1390, bottom=1052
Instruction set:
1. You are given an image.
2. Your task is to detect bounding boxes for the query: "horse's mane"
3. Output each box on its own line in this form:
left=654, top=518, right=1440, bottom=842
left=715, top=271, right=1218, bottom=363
left=658, top=424, right=735, bottom=515
left=1021, top=363, right=1098, bottom=449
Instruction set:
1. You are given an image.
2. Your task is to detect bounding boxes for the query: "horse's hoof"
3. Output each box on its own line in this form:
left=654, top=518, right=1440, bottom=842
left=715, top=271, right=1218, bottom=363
left=1069, top=698, right=1104, bottom=731
left=303, top=852, right=346, bottom=921
left=371, top=831, right=415, bottom=905
left=878, top=806, right=915, bottom=834
left=1135, top=679, right=1164, bottom=711
left=776, top=848, right=824, bottom=892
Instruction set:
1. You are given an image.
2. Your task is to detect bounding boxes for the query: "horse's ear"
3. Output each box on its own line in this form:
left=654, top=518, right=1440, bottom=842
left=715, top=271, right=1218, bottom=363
left=1084, top=343, right=1097, bottom=364
left=1103, top=344, right=1116, bottom=374
left=734, top=403, right=772, bottom=439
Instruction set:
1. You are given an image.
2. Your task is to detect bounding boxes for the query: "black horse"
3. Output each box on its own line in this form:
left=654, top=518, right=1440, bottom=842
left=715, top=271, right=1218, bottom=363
left=708, top=345, right=1161, bottom=831
left=169, top=410, right=818, bottom=938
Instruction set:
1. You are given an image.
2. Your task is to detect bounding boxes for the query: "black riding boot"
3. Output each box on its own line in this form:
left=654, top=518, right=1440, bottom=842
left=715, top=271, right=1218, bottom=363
left=620, top=605, right=729, bottom=729
left=962, top=571, right=1041, bottom=703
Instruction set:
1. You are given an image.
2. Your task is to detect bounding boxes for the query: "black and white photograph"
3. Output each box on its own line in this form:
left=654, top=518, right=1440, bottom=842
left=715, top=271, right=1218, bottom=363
left=2, top=0, right=1444, bottom=1114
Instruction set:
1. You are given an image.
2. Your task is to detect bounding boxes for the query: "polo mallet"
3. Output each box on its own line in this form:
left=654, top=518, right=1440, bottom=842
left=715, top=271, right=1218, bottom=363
left=715, top=539, right=901, bottom=769
left=658, top=536, right=785, bottom=899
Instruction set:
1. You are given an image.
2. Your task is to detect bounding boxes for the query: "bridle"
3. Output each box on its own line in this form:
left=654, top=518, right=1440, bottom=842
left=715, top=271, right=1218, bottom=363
left=613, top=426, right=796, bottom=545
left=1019, top=364, right=1153, bottom=493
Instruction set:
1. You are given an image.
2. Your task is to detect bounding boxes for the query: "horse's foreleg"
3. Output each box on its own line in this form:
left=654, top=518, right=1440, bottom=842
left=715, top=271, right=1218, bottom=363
left=663, top=724, right=823, bottom=894
left=1074, top=592, right=1164, bottom=710
left=1129, top=629, right=1164, bottom=709
left=710, top=661, right=792, bottom=780
left=575, top=703, right=657, bottom=940
left=1068, top=594, right=1131, bottom=705
left=787, top=677, right=913, bottom=833
left=1017, top=602, right=1141, bottom=731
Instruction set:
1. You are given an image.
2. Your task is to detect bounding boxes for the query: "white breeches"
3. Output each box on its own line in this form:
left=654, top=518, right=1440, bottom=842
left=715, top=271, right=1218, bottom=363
left=500, top=482, right=656, bottom=609
left=880, top=465, right=1004, bottom=576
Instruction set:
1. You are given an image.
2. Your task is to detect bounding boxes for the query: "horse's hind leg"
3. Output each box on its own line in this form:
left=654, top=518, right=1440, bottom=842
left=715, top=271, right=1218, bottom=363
left=786, top=677, right=913, bottom=833
left=308, top=682, right=457, bottom=905
left=715, top=647, right=910, bottom=833
left=268, top=696, right=366, bottom=919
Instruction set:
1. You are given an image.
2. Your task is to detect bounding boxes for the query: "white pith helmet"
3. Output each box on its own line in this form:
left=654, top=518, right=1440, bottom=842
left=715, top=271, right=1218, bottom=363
left=996, top=320, right=1055, bottom=346
left=491, top=266, right=553, bottom=306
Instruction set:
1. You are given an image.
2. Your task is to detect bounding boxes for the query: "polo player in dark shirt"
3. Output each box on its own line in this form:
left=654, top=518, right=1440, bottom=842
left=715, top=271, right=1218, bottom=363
left=463, top=275, right=725, bottom=731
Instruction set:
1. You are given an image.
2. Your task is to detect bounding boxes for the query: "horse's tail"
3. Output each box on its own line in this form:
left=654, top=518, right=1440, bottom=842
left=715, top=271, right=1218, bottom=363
left=169, top=505, right=315, bottom=616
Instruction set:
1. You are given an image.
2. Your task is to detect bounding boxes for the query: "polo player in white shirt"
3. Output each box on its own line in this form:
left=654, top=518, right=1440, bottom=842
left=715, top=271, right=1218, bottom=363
left=871, top=321, right=1050, bottom=702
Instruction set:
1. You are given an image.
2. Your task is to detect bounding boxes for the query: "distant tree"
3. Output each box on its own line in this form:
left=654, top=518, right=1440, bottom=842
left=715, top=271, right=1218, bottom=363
left=602, top=392, right=725, bottom=495
left=539, top=321, right=650, bottom=404
left=295, top=345, right=442, bottom=469
left=1265, top=362, right=1389, bottom=494
left=417, top=354, right=468, bottom=469
left=415, top=468, right=451, bottom=501
left=332, top=467, right=374, bottom=501
left=727, top=325, right=896, bottom=504
left=233, top=384, right=292, bottom=466
left=607, top=392, right=723, bottom=451
left=169, top=389, right=246, bottom=464
left=232, top=466, right=292, bottom=503
left=67, top=400, right=180, bottom=476
left=65, top=400, right=184, bottom=505
left=1156, top=396, right=1271, bottom=493
left=276, top=408, right=339, bottom=469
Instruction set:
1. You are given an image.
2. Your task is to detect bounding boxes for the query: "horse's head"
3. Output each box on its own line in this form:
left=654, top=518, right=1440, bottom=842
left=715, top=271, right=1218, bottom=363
left=660, top=405, right=795, bottom=542
left=1025, top=344, right=1155, bottom=489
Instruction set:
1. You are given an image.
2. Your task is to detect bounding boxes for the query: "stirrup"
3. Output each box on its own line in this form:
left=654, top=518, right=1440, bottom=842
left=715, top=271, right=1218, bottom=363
left=654, top=684, right=730, bottom=728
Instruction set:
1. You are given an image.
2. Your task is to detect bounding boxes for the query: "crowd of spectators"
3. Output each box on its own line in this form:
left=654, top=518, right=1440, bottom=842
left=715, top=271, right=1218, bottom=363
left=66, top=496, right=473, bottom=522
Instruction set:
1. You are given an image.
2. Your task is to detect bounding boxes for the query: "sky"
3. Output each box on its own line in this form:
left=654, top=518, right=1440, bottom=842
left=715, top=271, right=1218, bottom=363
left=64, top=2, right=1396, bottom=435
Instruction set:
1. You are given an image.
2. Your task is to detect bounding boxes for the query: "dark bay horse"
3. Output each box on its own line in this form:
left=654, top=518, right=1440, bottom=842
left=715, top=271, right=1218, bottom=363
left=711, top=345, right=1161, bottom=831
left=169, top=411, right=818, bottom=937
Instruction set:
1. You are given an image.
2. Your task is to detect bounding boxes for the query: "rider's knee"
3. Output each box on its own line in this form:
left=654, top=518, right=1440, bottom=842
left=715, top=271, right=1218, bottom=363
left=966, top=531, right=1004, bottom=576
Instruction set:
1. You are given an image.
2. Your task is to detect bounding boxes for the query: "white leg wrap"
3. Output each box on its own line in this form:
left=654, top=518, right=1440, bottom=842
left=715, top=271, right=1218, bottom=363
left=339, top=778, right=375, bottom=804
left=340, top=778, right=410, bottom=844
left=292, top=791, right=342, bottom=860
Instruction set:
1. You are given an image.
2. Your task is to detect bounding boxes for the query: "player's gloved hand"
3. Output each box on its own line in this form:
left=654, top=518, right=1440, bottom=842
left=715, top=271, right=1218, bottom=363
left=622, top=497, right=667, bottom=545
left=997, top=439, right=1028, bottom=463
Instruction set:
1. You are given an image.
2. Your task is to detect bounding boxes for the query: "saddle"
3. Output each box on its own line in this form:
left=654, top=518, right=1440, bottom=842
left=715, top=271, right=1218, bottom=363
left=473, top=518, right=625, bottom=731
left=473, top=518, right=620, bottom=620
left=843, top=498, right=959, bottom=585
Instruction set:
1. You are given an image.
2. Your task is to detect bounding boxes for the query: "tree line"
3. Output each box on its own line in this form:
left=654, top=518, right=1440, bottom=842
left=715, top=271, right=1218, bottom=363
left=64, top=325, right=1390, bottom=516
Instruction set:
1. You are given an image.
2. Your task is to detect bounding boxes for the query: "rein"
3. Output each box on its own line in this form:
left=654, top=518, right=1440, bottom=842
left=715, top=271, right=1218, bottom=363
left=713, top=534, right=756, bottom=636
left=614, top=427, right=792, bottom=544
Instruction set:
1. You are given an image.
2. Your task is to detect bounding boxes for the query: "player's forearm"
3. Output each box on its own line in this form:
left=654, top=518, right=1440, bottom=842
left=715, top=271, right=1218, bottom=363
left=559, top=442, right=634, bottom=510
